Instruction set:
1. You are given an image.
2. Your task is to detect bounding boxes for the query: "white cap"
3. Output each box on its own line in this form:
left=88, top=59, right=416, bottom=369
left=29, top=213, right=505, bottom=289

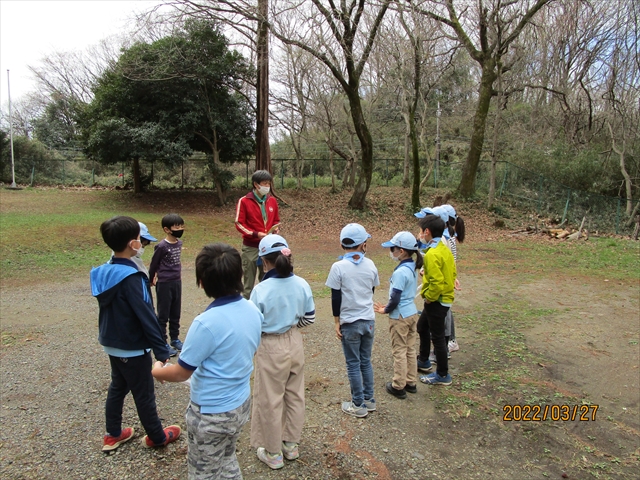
left=340, top=223, right=371, bottom=247
left=381, top=231, right=418, bottom=250
left=258, top=234, right=289, bottom=256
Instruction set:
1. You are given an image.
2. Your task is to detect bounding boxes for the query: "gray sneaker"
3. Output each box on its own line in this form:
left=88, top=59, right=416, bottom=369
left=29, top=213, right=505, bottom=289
left=363, top=398, right=376, bottom=412
left=341, top=401, right=368, bottom=418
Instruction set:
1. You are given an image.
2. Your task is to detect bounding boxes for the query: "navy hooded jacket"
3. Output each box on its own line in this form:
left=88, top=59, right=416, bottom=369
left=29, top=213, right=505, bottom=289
left=90, top=257, right=170, bottom=361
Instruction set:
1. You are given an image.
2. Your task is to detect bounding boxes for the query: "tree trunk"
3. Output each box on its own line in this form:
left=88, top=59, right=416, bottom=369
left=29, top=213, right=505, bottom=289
left=132, top=157, right=141, bottom=193
left=255, top=0, right=271, bottom=174
left=458, top=60, right=496, bottom=197
left=607, top=122, right=633, bottom=215
left=488, top=72, right=504, bottom=209
left=347, top=90, right=373, bottom=209
left=409, top=107, right=421, bottom=211
left=403, top=117, right=410, bottom=188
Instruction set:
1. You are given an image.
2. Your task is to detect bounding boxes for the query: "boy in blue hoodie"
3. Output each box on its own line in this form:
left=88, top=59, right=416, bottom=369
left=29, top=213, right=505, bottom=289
left=90, top=216, right=181, bottom=452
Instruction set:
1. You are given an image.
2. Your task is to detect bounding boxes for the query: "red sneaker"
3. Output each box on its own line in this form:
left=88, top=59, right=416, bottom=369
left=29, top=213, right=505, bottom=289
left=102, top=427, right=135, bottom=451
left=142, top=425, right=181, bottom=448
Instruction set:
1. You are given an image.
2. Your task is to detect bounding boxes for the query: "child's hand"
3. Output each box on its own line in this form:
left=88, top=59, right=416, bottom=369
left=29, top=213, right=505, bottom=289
left=373, top=302, right=386, bottom=314
left=455, top=278, right=461, bottom=290
left=334, top=322, right=342, bottom=340
left=152, top=361, right=167, bottom=383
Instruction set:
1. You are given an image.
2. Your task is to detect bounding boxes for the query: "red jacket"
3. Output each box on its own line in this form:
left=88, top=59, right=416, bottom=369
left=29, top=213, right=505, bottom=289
left=235, top=191, right=280, bottom=247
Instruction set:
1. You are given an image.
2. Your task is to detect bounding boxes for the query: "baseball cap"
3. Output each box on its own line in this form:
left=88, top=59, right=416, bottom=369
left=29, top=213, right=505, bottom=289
left=414, top=207, right=436, bottom=218
left=431, top=206, right=451, bottom=224
left=340, top=223, right=371, bottom=247
left=259, top=234, right=289, bottom=256
left=441, top=204, right=457, bottom=220
left=139, top=222, right=157, bottom=242
left=381, top=231, right=418, bottom=250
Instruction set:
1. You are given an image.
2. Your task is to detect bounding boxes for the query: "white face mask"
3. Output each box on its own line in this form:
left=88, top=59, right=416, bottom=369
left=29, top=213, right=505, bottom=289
left=129, top=240, right=142, bottom=256
left=389, top=250, right=401, bottom=262
left=136, top=247, right=145, bottom=258
left=257, top=185, right=270, bottom=196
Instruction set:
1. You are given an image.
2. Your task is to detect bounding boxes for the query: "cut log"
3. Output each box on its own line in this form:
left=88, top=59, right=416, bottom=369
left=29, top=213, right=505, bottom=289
left=557, top=230, right=571, bottom=239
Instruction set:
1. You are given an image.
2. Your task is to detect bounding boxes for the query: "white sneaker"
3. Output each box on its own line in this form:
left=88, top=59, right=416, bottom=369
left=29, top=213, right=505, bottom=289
left=256, top=447, right=284, bottom=469
left=282, top=442, right=299, bottom=460
left=448, top=339, right=460, bottom=352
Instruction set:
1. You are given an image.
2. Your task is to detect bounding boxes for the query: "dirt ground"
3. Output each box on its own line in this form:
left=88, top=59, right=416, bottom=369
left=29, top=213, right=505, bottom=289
left=0, top=188, right=638, bottom=479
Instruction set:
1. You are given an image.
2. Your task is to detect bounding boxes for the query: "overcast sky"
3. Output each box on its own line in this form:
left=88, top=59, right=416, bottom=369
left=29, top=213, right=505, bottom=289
left=0, top=0, right=157, bottom=104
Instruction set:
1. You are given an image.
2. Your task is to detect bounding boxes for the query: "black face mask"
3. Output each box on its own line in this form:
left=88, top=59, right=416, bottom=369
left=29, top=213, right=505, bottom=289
left=170, top=229, right=184, bottom=238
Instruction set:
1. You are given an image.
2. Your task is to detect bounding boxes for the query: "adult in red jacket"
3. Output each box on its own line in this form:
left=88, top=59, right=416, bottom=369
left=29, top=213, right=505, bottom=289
left=235, top=170, right=280, bottom=298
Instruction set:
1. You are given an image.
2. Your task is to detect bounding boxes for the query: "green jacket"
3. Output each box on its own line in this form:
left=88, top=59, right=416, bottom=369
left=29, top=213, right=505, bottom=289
left=420, top=240, right=457, bottom=305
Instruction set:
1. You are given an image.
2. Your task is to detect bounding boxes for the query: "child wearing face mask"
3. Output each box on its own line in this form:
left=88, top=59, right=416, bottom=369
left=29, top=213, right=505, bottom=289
left=374, top=232, right=423, bottom=399
left=149, top=213, right=185, bottom=357
left=129, top=222, right=157, bottom=277
left=91, top=216, right=180, bottom=452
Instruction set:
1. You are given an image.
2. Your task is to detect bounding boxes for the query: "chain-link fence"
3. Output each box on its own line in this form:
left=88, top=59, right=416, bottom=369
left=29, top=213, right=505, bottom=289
left=4, top=156, right=635, bottom=235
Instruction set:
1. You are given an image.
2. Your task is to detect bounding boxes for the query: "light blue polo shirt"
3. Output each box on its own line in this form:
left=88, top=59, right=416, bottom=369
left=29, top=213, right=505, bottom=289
left=326, top=257, right=380, bottom=324
left=250, top=272, right=315, bottom=334
left=388, top=260, right=419, bottom=319
left=178, top=295, right=262, bottom=414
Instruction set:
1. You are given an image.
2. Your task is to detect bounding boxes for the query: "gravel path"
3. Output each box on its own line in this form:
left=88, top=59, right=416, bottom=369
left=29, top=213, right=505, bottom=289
left=2, top=269, right=637, bottom=479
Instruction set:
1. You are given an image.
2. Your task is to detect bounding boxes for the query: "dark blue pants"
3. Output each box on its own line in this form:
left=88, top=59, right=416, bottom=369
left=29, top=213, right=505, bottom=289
left=156, top=280, right=182, bottom=342
left=417, top=302, right=450, bottom=377
left=105, top=351, right=166, bottom=445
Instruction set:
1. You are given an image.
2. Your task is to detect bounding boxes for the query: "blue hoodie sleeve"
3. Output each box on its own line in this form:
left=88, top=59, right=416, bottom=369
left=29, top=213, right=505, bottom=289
left=121, top=273, right=170, bottom=361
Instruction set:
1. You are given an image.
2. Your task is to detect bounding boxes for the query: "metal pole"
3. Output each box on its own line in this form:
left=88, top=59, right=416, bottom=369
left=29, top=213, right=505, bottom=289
left=561, top=188, right=571, bottom=225
left=7, top=70, right=17, bottom=188
left=435, top=102, right=441, bottom=189
left=31, top=165, right=35, bottom=186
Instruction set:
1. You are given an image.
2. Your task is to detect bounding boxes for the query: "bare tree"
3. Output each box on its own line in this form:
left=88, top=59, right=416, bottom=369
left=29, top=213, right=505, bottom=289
left=270, top=0, right=392, bottom=209
left=413, top=0, right=553, bottom=197
left=602, top=0, right=639, bottom=215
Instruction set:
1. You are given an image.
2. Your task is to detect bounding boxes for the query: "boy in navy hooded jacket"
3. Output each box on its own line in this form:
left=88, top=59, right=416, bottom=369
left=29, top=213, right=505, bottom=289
left=91, top=216, right=181, bottom=452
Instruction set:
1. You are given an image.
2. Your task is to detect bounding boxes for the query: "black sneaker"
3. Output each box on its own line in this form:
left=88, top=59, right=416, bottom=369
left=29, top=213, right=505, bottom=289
left=405, top=384, right=417, bottom=394
left=385, top=381, right=407, bottom=399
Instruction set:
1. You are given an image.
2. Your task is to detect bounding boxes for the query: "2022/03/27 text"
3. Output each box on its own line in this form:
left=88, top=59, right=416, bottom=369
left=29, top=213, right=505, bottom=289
left=503, top=404, right=599, bottom=421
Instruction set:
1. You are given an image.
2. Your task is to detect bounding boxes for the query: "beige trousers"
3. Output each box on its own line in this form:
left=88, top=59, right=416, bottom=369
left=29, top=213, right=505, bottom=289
left=389, top=314, right=418, bottom=390
left=250, top=328, right=305, bottom=454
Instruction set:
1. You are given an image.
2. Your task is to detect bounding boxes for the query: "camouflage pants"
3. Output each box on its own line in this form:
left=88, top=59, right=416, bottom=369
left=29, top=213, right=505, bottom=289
left=186, top=398, right=251, bottom=480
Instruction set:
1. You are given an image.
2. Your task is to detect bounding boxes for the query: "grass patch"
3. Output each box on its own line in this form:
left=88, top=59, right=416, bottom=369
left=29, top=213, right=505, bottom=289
left=464, top=237, right=639, bottom=282
left=0, top=189, right=238, bottom=285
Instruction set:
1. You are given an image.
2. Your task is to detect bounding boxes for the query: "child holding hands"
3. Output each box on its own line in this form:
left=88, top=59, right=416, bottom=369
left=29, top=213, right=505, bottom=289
left=249, top=234, right=315, bottom=470
left=374, top=232, right=423, bottom=399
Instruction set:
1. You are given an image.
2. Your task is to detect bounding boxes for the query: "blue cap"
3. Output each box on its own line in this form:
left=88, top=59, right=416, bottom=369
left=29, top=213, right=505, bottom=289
left=340, top=223, right=371, bottom=247
left=139, top=222, right=157, bottom=242
left=431, top=206, right=450, bottom=224
left=258, top=234, right=289, bottom=256
left=381, top=231, right=418, bottom=250
left=414, top=207, right=436, bottom=219
left=441, top=204, right=456, bottom=220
